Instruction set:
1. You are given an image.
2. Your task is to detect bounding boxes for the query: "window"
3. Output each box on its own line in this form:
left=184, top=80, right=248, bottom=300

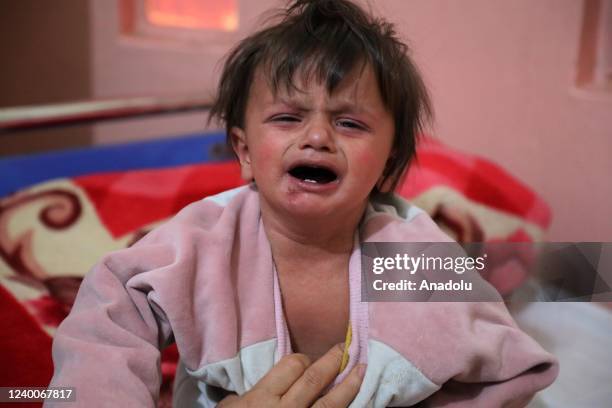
left=145, top=0, right=238, bottom=31
left=119, top=0, right=240, bottom=44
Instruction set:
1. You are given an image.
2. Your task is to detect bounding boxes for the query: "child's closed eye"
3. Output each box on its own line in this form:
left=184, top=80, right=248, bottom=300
left=335, top=118, right=369, bottom=131
left=269, top=114, right=301, bottom=123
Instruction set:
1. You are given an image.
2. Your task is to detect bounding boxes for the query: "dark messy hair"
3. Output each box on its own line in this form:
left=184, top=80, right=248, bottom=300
left=210, top=0, right=432, bottom=192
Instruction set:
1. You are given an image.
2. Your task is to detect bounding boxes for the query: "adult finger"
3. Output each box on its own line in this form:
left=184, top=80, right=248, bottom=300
left=312, top=364, right=366, bottom=408
left=254, top=353, right=312, bottom=396
left=217, top=393, right=239, bottom=407
left=281, top=344, right=345, bottom=407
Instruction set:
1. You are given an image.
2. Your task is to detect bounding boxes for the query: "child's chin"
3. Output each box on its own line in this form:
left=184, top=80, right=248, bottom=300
left=282, top=199, right=338, bottom=219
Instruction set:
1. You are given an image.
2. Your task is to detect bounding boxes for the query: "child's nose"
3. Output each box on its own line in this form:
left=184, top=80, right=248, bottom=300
left=299, top=119, right=337, bottom=153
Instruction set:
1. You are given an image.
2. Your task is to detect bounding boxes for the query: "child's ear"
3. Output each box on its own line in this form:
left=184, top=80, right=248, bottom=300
left=230, top=126, right=254, bottom=181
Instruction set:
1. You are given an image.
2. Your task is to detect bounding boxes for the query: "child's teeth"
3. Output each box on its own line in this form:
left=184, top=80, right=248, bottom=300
left=305, top=179, right=317, bottom=183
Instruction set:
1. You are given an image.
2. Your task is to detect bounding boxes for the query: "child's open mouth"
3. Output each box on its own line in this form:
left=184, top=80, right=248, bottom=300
left=288, top=165, right=338, bottom=184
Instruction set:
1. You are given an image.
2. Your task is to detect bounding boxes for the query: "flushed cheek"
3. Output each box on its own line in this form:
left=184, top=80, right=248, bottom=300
left=356, top=150, right=388, bottom=177
left=346, top=152, right=386, bottom=194
left=252, top=142, right=278, bottom=165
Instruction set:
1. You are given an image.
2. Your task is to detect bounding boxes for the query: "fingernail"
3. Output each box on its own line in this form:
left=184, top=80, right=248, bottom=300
left=357, top=364, right=367, bottom=379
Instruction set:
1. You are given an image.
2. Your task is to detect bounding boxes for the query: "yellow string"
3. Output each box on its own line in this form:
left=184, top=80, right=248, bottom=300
left=339, top=323, right=352, bottom=373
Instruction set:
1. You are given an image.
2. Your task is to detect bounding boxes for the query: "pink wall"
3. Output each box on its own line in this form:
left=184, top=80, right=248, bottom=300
left=376, top=0, right=612, bottom=241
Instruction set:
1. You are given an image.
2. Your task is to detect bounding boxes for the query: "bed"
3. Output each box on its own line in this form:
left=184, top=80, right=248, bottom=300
left=1, top=129, right=610, bottom=407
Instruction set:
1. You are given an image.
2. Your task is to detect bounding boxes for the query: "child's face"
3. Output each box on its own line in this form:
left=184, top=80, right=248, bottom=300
left=231, top=63, right=394, bottom=221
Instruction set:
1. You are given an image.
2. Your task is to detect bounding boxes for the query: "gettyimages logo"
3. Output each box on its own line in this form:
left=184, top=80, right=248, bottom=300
left=361, top=242, right=612, bottom=302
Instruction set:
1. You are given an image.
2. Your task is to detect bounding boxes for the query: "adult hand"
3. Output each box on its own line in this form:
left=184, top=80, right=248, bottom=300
left=218, top=344, right=365, bottom=407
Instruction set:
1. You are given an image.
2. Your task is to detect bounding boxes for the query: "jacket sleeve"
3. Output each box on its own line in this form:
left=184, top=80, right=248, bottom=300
left=412, top=301, right=559, bottom=408
left=45, top=242, right=175, bottom=407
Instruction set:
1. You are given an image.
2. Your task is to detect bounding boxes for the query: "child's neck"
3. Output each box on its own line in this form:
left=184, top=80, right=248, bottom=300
left=268, top=227, right=353, bottom=264
left=260, top=202, right=366, bottom=264
left=258, top=201, right=368, bottom=360
left=261, top=211, right=355, bottom=362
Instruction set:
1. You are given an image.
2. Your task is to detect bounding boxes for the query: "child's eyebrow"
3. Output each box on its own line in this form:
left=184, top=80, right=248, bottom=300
left=271, top=96, right=376, bottom=118
left=271, top=96, right=309, bottom=112
left=327, top=101, right=370, bottom=116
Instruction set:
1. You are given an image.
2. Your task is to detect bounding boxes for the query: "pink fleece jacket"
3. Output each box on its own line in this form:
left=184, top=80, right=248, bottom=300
left=47, top=185, right=558, bottom=407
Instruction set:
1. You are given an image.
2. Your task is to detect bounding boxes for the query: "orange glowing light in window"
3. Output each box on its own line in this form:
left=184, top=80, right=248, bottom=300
left=145, top=0, right=238, bottom=31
